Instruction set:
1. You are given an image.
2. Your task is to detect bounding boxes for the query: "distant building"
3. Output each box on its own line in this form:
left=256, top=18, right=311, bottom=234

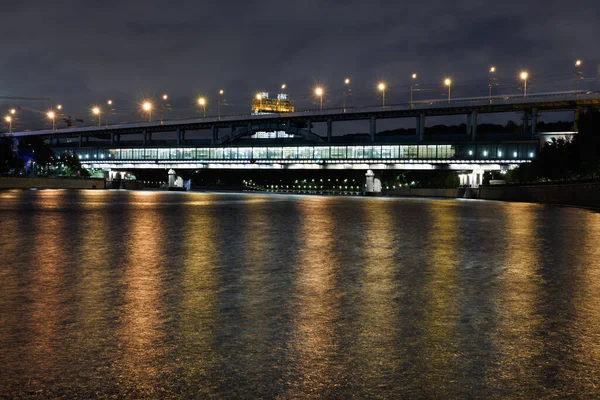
left=250, top=91, right=295, bottom=139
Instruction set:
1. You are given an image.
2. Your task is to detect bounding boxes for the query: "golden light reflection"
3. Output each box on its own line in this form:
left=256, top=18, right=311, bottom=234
left=26, top=191, right=66, bottom=381
left=178, top=194, right=219, bottom=385
left=488, top=203, right=543, bottom=390
left=117, top=192, right=165, bottom=392
left=418, top=201, right=461, bottom=395
left=353, top=199, right=399, bottom=391
left=571, top=211, right=600, bottom=392
left=285, top=197, right=341, bottom=397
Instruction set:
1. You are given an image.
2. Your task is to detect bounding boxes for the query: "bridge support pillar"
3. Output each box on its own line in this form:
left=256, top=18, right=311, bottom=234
left=176, top=128, right=185, bottom=145
left=370, top=116, right=376, bottom=142
left=212, top=125, right=219, bottom=144
left=307, top=119, right=312, bottom=134
left=79, top=134, right=83, bottom=147
left=143, top=130, right=148, bottom=147
left=467, top=111, right=478, bottom=140
left=522, top=110, right=530, bottom=136
left=54, top=134, right=60, bottom=146
left=531, top=108, right=538, bottom=136
left=416, top=113, right=426, bottom=141
left=110, top=133, right=115, bottom=145
left=327, top=119, right=332, bottom=142
left=573, top=107, right=581, bottom=132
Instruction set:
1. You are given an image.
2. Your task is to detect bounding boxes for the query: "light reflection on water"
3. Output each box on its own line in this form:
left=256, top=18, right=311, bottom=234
left=1, top=190, right=600, bottom=398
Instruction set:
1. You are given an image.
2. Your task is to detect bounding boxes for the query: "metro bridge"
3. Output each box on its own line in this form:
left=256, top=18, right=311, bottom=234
left=8, top=91, right=598, bottom=185
left=7, top=91, right=599, bottom=145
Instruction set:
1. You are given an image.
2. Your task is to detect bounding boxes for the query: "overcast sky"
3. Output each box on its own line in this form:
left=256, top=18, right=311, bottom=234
left=1, top=0, right=599, bottom=129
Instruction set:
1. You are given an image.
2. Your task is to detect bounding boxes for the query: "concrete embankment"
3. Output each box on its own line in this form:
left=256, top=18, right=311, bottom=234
left=478, top=182, right=600, bottom=208
left=0, top=176, right=106, bottom=189
left=384, top=187, right=460, bottom=198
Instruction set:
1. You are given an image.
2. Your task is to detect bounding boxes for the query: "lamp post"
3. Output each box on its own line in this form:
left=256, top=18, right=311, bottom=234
left=444, top=78, right=452, bottom=103
left=574, top=59, right=583, bottom=98
left=488, top=66, right=496, bottom=104
left=315, top=87, right=323, bottom=110
left=4, top=115, right=12, bottom=134
left=218, top=90, right=224, bottom=120
left=160, top=94, right=169, bottom=123
left=378, top=82, right=386, bottom=107
left=142, top=101, right=152, bottom=122
left=410, top=73, right=417, bottom=108
left=92, top=106, right=101, bottom=126
left=198, top=97, right=206, bottom=118
left=520, top=71, right=528, bottom=98
left=47, top=111, right=56, bottom=130
left=343, top=78, right=350, bottom=112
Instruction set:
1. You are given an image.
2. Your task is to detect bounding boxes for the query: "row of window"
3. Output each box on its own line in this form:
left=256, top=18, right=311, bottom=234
left=58, top=143, right=538, bottom=161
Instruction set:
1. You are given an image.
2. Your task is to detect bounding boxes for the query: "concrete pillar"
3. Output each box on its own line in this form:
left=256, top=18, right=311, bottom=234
left=365, top=169, right=375, bottom=194
left=79, top=134, right=83, bottom=147
left=176, top=128, right=182, bottom=145
left=470, top=111, right=478, bottom=140
left=370, top=116, right=376, bottom=142
left=327, top=119, right=332, bottom=142
left=110, top=133, right=115, bottom=145
left=531, top=108, right=538, bottom=136
left=212, top=125, right=219, bottom=144
left=573, top=108, right=580, bottom=132
left=143, top=129, right=148, bottom=147
left=522, top=110, right=530, bottom=135
left=307, top=119, right=312, bottom=133
left=54, top=134, right=60, bottom=146
left=417, top=113, right=426, bottom=141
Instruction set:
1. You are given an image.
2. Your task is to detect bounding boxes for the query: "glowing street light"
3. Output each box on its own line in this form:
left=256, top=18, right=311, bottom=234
left=57, top=104, right=62, bottom=111
left=9, top=108, right=16, bottom=115
left=198, top=97, right=206, bottom=118
left=574, top=59, right=583, bottom=97
left=378, top=82, right=386, bottom=107
left=142, top=101, right=152, bottom=122
left=489, top=66, right=497, bottom=104
left=410, top=74, right=417, bottom=108
left=444, top=78, right=452, bottom=103
left=281, top=84, right=286, bottom=91
left=218, top=90, right=224, bottom=119
left=520, top=71, right=529, bottom=97
left=92, top=106, right=101, bottom=126
left=162, top=94, right=168, bottom=100
left=315, top=87, right=324, bottom=110
left=4, top=115, right=12, bottom=134
left=107, top=99, right=113, bottom=105
left=343, top=78, right=350, bottom=112
left=47, top=111, right=56, bottom=130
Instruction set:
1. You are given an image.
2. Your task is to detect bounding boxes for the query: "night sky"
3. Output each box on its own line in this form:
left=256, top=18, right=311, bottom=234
left=1, top=0, right=599, bottom=131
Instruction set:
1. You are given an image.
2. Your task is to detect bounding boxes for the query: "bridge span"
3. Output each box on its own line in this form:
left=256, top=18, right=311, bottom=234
left=6, top=91, right=599, bottom=144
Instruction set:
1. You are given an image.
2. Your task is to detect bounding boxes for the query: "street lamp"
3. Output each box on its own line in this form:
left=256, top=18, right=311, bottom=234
left=142, top=101, right=152, bottom=122
left=315, top=87, right=324, bottom=110
left=57, top=104, right=62, bottom=111
left=281, top=84, right=286, bottom=91
left=47, top=111, right=56, bottom=130
left=218, top=90, right=224, bottom=120
left=92, top=106, right=101, bottom=126
left=574, top=59, right=583, bottom=97
left=488, top=66, right=496, bottom=104
left=107, top=100, right=113, bottom=105
left=378, top=82, right=386, bottom=107
left=410, top=73, right=417, bottom=108
left=4, top=115, right=12, bottom=134
left=198, top=97, right=206, bottom=118
left=160, top=94, right=170, bottom=123
left=444, top=78, right=452, bottom=103
left=520, top=71, right=528, bottom=98
left=9, top=108, right=16, bottom=115
left=343, top=78, right=350, bottom=112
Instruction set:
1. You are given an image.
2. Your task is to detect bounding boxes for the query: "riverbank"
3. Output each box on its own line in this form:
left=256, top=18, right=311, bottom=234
left=0, top=176, right=106, bottom=190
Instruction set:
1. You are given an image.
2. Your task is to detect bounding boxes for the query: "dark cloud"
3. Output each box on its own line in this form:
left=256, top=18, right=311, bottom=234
left=1, top=0, right=599, bottom=128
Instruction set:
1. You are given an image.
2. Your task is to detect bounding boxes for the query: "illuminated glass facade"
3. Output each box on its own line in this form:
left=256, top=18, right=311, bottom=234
left=58, top=142, right=538, bottom=162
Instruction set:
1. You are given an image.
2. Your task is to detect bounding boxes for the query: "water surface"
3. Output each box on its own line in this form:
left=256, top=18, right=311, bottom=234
left=1, top=190, right=599, bottom=398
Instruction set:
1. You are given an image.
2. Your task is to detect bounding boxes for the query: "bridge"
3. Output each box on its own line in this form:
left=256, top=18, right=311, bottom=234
left=7, top=91, right=599, bottom=186
left=7, top=91, right=599, bottom=145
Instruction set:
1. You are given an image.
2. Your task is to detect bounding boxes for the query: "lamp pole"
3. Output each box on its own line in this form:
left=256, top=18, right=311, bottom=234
left=343, top=78, right=350, bottom=112
left=488, top=66, right=496, bottom=104
left=444, top=78, right=452, bottom=103
left=410, top=73, right=417, bottom=108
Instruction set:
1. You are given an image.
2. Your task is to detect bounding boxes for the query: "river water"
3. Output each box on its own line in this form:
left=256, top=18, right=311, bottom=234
left=1, top=190, right=599, bottom=399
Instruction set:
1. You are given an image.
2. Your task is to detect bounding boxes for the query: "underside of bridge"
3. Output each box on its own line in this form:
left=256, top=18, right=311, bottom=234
left=215, top=122, right=325, bottom=144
